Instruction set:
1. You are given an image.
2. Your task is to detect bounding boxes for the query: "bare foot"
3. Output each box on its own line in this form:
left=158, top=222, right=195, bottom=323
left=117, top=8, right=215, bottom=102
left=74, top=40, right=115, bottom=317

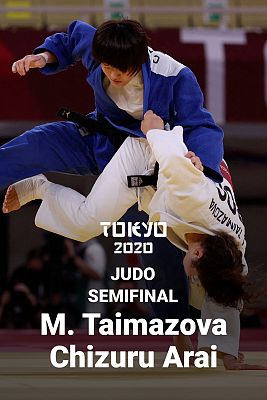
left=2, top=185, right=21, bottom=213
left=2, top=174, right=48, bottom=214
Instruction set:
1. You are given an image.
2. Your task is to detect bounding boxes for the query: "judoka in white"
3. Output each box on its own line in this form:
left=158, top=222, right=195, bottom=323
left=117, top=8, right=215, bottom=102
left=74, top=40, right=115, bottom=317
left=3, top=111, right=265, bottom=370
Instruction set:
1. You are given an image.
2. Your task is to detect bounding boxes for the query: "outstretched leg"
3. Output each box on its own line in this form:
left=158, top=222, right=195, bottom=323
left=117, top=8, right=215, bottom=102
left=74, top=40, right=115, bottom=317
left=2, top=137, right=146, bottom=242
left=0, top=121, right=99, bottom=191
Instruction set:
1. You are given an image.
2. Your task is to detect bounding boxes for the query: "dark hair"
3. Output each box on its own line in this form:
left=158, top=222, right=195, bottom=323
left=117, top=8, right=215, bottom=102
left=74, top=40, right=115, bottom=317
left=193, top=233, right=247, bottom=308
left=92, top=19, right=149, bottom=75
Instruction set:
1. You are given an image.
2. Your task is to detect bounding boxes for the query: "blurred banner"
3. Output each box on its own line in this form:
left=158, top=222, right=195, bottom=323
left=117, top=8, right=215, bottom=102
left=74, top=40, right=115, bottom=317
left=203, top=0, right=229, bottom=25
left=0, top=27, right=267, bottom=124
left=104, top=0, right=129, bottom=20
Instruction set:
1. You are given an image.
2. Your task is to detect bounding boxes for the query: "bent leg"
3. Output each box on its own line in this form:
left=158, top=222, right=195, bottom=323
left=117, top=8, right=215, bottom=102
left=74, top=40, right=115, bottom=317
left=0, top=121, right=98, bottom=191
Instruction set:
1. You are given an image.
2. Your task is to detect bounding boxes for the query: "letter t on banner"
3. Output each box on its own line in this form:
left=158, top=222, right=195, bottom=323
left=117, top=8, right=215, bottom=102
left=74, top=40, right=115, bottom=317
left=180, top=29, right=246, bottom=124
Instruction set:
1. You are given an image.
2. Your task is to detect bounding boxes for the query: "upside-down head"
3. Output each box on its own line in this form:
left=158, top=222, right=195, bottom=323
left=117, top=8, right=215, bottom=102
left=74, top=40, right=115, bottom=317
left=184, top=232, right=246, bottom=308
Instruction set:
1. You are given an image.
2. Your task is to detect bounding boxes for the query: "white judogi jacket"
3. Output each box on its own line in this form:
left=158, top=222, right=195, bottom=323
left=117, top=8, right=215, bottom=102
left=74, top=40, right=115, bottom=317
left=35, top=127, right=246, bottom=357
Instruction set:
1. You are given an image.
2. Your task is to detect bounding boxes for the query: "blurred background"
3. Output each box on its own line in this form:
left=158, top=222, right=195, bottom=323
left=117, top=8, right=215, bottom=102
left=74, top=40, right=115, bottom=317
left=0, top=0, right=267, bottom=329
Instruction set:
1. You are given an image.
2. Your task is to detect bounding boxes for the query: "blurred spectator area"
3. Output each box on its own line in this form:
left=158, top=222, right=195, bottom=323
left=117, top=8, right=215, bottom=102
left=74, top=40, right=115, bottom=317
left=0, top=0, right=267, bottom=30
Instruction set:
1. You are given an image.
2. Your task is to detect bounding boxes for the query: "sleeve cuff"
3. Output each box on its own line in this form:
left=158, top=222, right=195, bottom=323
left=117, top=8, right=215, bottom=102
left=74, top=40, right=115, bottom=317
left=33, top=45, right=67, bottom=75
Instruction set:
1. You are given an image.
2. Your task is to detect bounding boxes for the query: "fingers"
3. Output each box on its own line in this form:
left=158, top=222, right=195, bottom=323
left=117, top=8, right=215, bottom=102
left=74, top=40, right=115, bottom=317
left=143, top=110, right=164, bottom=125
left=24, top=56, right=33, bottom=72
left=11, top=62, right=17, bottom=73
left=223, top=353, right=267, bottom=370
left=2, top=185, right=20, bottom=214
left=12, top=57, right=28, bottom=76
left=144, top=110, right=162, bottom=123
left=185, top=151, right=204, bottom=172
left=144, top=110, right=154, bottom=118
left=191, top=157, right=203, bottom=172
left=11, top=54, right=46, bottom=76
left=141, top=110, right=164, bottom=134
left=185, top=151, right=196, bottom=159
left=231, top=363, right=267, bottom=370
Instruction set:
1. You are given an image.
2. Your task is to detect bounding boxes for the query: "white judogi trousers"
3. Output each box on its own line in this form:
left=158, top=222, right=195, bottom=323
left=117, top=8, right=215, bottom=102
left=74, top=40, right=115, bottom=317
left=35, top=127, right=246, bottom=357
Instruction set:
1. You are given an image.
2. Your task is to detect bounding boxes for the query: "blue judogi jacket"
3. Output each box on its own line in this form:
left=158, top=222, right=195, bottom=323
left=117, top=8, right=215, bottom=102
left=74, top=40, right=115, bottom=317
left=34, top=20, right=224, bottom=181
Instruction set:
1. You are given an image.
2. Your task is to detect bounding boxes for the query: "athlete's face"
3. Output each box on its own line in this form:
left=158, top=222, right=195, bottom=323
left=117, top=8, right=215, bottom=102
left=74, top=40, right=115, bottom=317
left=101, top=63, right=134, bottom=87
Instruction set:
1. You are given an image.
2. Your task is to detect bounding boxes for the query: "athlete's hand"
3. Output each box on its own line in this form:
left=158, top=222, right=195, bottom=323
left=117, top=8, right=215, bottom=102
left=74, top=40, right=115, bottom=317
left=141, top=110, right=164, bottom=134
left=185, top=151, right=204, bottom=172
left=12, top=54, right=48, bottom=76
left=222, top=353, right=267, bottom=370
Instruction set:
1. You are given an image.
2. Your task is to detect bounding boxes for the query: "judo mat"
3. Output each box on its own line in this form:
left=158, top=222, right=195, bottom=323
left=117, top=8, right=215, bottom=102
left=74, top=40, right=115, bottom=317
left=0, top=329, right=266, bottom=400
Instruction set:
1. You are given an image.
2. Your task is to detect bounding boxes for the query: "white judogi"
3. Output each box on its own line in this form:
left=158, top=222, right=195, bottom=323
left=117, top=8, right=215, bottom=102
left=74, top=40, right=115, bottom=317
left=35, top=127, right=246, bottom=357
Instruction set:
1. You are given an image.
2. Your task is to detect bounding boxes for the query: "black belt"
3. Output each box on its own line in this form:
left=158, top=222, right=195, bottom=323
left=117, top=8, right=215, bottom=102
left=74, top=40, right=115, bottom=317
left=58, top=107, right=159, bottom=188
left=57, top=107, right=127, bottom=148
left=127, top=162, right=159, bottom=188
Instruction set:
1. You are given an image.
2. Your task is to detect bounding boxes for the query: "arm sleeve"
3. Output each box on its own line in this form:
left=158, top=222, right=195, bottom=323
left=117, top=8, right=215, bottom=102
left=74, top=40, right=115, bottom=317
left=198, top=297, right=240, bottom=358
left=146, top=127, right=209, bottom=207
left=35, top=138, right=146, bottom=241
left=147, top=127, right=215, bottom=219
left=33, top=20, right=97, bottom=75
left=172, top=68, right=224, bottom=182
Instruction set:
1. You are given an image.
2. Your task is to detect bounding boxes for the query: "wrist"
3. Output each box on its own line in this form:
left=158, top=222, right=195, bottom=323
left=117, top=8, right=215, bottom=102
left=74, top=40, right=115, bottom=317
left=39, top=52, right=49, bottom=64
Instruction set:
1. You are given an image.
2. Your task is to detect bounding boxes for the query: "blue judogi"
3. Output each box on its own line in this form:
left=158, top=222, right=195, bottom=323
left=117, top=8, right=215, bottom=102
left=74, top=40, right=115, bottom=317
left=0, top=20, right=223, bottom=188
left=0, top=20, right=224, bottom=321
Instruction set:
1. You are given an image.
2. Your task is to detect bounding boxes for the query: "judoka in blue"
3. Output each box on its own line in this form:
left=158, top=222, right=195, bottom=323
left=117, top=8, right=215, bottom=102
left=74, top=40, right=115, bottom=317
left=1, top=20, right=224, bottom=322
